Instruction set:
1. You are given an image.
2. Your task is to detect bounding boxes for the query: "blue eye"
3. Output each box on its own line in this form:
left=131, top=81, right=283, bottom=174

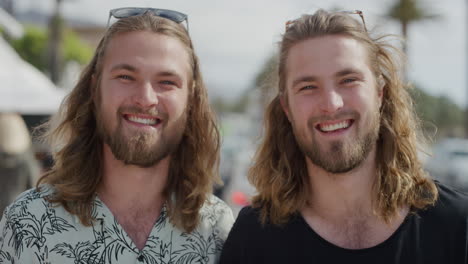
left=160, top=80, right=176, bottom=85
left=342, top=78, right=357, bottom=84
left=300, top=85, right=317, bottom=91
left=117, top=75, right=134, bottom=81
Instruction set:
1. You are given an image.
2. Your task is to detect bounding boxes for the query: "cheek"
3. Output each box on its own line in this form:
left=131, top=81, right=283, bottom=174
left=165, top=90, right=189, bottom=118
left=99, top=94, right=120, bottom=117
left=290, top=96, right=315, bottom=122
left=347, top=87, right=375, bottom=110
left=101, top=80, right=131, bottom=106
left=356, top=99, right=380, bottom=126
left=287, top=98, right=314, bottom=136
left=97, top=99, right=116, bottom=129
left=97, top=86, right=125, bottom=123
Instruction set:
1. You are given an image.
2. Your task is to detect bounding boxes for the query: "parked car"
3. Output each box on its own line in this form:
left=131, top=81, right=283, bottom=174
left=425, top=138, right=468, bottom=191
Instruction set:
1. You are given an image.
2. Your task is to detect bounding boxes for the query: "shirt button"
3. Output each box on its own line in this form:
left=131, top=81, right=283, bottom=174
left=137, top=255, right=144, bottom=262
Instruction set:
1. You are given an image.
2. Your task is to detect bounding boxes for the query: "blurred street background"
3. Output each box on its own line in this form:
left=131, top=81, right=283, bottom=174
left=1, top=0, right=468, bottom=216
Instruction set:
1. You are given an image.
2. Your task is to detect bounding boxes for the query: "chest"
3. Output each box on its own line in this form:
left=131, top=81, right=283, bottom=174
left=302, top=214, right=398, bottom=249
left=115, top=210, right=160, bottom=249
left=247, top=217, right=466, bottom=264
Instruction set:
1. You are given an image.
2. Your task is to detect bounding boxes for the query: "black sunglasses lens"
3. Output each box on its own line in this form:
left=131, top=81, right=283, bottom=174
left=156, top=10, right=186, bottom=23
left=112, top=8, right=144, bottom=18
left=110, top=8, right=187, bottom=25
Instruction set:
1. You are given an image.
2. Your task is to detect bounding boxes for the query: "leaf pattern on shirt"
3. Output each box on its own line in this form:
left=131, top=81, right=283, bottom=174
left=3, top=192, right=76, bottom=259
left=0, top=186, right=234, bottom=264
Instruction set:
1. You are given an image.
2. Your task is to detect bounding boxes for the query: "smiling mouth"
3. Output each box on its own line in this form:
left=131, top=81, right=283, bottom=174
left=316, top=119, right=353, bottom=133
left=124, top=114, right=162, bottom=126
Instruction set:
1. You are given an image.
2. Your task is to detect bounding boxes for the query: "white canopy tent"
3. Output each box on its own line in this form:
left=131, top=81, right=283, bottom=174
left=0, top=36, right=67, bottom=115
left=0, top=8, right=66, bottom=115
left=0, top=8, right=23, bottom=38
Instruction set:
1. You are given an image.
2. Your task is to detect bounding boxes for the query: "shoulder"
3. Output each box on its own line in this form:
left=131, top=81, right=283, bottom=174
left=238, top=206, right=262, bottom=218
left=409, top=181, right=468, bottom=253
left=234, top=206, right=263, bottom=227
left=419, top=181, right=468, bottom=221
left=228, top=205, right=302, bottom=239
left=201, top=195, right=233, bottom=215
left=220, top=206, right=275, bottom=262
left=197, top=195, right=234, bottom=238
left=2, top=184, right=56, bottom=216
left=434, top=181, right=468, bottom=215
left=0, top=185, right=73, bottom=261
left=1, top=184, right=65, bottom=230
left=200, top=194, right=234, bottom=223
left=226, top=206, right=265, bottom=240
left=0, top=184, right=78, bottom=233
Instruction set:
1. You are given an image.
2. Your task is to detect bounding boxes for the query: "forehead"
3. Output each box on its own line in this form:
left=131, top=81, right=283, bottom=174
left=102, top=31, right=191, bottom=78
left=286, top=35, right=372, bottom=80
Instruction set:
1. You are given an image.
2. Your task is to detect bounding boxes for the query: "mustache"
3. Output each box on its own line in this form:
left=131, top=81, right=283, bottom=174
left=307, top=110, right=360, bottom=127
left=117, top=105, right=168, bottom=120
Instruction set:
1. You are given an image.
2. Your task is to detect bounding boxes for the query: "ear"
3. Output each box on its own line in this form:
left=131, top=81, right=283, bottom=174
left=280, top=93, right=291, bottom=121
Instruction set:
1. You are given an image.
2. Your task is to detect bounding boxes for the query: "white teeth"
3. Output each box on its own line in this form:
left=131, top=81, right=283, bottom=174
left=319, top=121, right=350, bottom=132
left=127, top=116, right=158, bottom=125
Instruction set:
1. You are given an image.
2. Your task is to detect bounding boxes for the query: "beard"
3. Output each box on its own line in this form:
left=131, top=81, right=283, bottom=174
left=293, top=109, right=380, bottom=174
left=96, top=105, right=187, bottom=168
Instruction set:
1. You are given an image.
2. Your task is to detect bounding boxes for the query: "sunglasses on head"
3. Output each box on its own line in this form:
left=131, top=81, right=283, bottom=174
left=107, top=7, right=189, bottom=31
left=285, top=10, right=367, bottom=32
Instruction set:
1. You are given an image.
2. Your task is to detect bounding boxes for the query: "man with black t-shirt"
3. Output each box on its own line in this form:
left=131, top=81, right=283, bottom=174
left=220, top=9, right=468, bottom=264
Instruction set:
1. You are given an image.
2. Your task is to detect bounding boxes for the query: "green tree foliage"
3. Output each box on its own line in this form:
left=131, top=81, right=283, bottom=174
left=409, top=86, right=465, bottom=137
left=10, top=26, right=48, bottom=72
left=62, top=30, right=93, bottom=65
left=211, top=94, right=250, bottom=114
left=8, top=25, right=92, bottom=73
left=387, top=0, right=438, bottom=53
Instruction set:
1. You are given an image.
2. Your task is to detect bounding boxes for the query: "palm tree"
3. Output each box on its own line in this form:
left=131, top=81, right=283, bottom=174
left=48, top=0, right=64, bottom=84
left=0, top=0, right=14, bottom=15
left=387, top=0, right=438, bottom=54
left=466, top=0, right=468, bottom=137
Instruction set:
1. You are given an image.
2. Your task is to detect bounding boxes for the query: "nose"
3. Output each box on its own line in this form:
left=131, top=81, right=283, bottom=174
left=319, top=86, right=343, bottom=114
left=133, top=81, right=158, bottom=108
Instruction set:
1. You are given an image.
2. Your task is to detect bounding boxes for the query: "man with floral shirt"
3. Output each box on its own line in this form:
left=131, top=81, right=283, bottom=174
left=0, top=8, right=233, bottom=264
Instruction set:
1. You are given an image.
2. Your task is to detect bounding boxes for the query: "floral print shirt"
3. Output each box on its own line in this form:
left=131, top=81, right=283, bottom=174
left=0, top=185, right=234, bottom=264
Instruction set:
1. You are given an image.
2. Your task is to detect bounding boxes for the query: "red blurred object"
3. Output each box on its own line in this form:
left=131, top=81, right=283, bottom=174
left=231, top=191, right=250, bottom=206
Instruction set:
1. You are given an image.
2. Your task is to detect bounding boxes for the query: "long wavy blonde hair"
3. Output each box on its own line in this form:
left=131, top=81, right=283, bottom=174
left=37, top=13, right=220, bottom=232
left=250, top=9, right=437, bottom=225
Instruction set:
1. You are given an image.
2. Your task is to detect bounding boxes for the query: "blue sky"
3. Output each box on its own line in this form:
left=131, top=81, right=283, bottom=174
left=16, top=0, right=468, bottom=107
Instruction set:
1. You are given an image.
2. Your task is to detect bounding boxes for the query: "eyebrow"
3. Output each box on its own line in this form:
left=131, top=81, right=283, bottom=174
left=291, top=68, right=364, bottom=87
left=158, top=71, right=181, bottom=78
left=109, top=66, right=184, bottom=81
left=157, top=71, right=185, bottom=84
left=335, top=68, right=363, bottom=77
left=292, top=76, right=317, bottom=88
left=110, top=63, right=138, bottom=73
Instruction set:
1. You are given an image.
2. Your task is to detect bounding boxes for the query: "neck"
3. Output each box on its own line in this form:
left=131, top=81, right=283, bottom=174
left=304, top=147, right=378, bottom=219
left=97, top=144, right=170, bottom=212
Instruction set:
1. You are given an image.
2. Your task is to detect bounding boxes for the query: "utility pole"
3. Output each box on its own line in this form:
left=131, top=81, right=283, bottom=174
left=466, top=0, right=468, bottom=138
left=47, top=0, right=63, bottom=85
left=0, top=0, right=14, bottom=15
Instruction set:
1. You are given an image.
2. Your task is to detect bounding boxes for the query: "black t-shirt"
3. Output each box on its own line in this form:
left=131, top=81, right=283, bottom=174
left=220, top=183, right=468, bottom=264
